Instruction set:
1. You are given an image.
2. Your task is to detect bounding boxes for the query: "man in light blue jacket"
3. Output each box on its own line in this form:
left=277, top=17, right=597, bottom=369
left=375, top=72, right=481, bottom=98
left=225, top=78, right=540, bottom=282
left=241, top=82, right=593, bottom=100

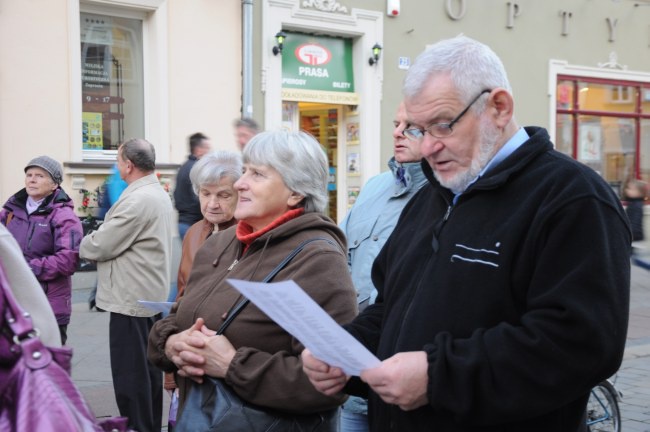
left=338, top=102, right=426, bottom=432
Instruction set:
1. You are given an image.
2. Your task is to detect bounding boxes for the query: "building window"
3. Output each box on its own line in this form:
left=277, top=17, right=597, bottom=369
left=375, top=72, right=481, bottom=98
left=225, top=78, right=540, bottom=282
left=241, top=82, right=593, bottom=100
left=556, top=76, right=650, bottom=192
left=80, top=12, right=144, bottom=154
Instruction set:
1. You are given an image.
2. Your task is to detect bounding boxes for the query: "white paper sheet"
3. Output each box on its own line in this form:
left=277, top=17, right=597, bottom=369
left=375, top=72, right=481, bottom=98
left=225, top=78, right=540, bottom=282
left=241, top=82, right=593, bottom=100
left=227, top=278, right=380, bottom=376
left=137, top=300, right=174, bottom=314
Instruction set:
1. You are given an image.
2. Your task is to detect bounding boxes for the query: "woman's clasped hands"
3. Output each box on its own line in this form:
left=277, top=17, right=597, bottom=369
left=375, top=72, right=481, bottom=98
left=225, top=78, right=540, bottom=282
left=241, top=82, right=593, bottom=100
left=164, top=317, right=237, bottom=383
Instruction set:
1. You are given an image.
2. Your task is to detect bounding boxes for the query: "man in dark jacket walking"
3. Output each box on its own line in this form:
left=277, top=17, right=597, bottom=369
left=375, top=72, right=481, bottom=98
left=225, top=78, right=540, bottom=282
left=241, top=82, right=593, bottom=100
left=302, top=36, right=631, bottom=432
left=174, top=132, right=211, bottom=240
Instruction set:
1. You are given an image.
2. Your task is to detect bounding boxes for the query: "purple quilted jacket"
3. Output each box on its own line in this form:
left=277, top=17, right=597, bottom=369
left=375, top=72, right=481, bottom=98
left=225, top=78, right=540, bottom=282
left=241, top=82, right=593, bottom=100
left=0, top=188, right=82, bottom=325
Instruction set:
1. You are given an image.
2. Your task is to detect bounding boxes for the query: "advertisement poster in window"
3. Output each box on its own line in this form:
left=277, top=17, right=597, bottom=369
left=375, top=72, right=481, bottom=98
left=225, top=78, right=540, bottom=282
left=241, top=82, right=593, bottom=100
left=347, top=122, right=359, bottom=145
left=579, top=123, right=602, bottom=162
left=347, top=152, right=360, bottom=176
left=82, top=112, right=103, bottom=149
left=328, top=167, right=337, bottom=191
left=347, top=186, right=360, bottom=207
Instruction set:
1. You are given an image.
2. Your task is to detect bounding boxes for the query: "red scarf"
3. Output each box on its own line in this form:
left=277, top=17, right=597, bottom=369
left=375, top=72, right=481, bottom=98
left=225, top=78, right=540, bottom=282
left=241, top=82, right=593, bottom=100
left=236, top=208, right=305, bottom=252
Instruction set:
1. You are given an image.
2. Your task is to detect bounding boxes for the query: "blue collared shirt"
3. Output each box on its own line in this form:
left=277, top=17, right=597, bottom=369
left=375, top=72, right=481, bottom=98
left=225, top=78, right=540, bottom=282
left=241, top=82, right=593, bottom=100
left=453, top=127, right=529, bottom=204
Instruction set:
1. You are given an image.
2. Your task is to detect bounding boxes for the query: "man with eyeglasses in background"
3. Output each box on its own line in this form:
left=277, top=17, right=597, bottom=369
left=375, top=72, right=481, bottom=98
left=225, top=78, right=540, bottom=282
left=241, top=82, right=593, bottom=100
left=338, top=101, right=426, bottom=432
left=302, top=35, right=630, bottom=432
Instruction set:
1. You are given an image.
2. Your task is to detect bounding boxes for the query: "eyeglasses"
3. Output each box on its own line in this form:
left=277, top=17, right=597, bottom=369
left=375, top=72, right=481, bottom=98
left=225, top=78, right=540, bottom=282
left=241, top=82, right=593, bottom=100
left=403, top=89, right=492, bottom=140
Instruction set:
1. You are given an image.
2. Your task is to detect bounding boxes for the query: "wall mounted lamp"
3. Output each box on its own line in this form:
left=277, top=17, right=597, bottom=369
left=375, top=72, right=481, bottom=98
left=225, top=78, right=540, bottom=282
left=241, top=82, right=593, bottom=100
left=272, top=31, right=287, bottom=56
left=368, top=43, right=382, bottom=66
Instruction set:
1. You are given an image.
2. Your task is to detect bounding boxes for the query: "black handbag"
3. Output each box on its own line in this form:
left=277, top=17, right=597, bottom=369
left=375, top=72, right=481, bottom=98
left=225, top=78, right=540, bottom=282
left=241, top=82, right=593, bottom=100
left=175, top=238, right=340, bottom=432
left=177, top=377, right=338, bottom=432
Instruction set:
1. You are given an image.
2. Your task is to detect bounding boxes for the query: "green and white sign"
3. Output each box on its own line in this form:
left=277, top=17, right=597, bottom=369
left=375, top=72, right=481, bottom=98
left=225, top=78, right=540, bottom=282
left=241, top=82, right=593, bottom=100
left=281, top=32, right=357, bottom=104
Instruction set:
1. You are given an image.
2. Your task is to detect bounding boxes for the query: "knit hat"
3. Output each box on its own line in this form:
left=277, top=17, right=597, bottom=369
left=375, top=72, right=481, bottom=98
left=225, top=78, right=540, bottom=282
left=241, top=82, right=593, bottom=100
left=25, top=156, right=63, bottom=185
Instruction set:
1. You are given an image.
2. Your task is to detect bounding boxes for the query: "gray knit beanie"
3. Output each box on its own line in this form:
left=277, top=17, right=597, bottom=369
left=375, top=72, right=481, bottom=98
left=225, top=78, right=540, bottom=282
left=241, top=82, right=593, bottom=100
left=25, top=156, right=63, bottom=185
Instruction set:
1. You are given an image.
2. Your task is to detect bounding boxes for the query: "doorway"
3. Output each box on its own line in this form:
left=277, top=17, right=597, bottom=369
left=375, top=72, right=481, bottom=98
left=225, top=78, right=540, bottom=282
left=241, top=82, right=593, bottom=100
left=299, top=104, right=340, bottom=221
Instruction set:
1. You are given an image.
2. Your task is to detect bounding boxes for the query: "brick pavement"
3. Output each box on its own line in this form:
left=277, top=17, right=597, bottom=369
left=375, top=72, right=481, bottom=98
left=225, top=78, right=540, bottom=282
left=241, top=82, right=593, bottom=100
left=616, top=264, right=650, bottom=432
left=68, top=290, right=172, bottom=428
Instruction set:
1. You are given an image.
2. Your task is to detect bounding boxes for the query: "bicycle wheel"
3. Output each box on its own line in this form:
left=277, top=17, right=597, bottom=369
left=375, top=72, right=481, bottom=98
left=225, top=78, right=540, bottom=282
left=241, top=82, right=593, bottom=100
left=586, top=380, right=621, bottom=432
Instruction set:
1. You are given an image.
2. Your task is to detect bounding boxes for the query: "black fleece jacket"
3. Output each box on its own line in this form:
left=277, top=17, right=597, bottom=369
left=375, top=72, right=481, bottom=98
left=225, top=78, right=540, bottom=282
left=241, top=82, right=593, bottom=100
left=345, top=127, right=631, bottom=432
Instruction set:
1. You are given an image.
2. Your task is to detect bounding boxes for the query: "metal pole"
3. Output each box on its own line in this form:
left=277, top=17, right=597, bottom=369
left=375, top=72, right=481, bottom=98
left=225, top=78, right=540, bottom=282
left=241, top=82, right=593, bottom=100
left=242, top=0, right=253, bottom=117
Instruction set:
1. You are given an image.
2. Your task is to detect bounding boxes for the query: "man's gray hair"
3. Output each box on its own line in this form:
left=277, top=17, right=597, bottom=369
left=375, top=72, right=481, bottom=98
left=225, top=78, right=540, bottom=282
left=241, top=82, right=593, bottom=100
left=233, top=117, right=260, bottom=132
left=189, top=150, right=243, bottom=196
left=403, top=35, right=512, bottom=111
left=120, top=138, right=156, bottom=172
left=243, top=131, right=329, bottom=213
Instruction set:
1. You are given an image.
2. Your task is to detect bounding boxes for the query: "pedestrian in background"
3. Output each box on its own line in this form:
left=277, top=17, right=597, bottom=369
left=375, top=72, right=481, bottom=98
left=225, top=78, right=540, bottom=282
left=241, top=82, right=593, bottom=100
left=623, top=178, right=646, bottom=243
left=80, top=139, right=174, bottom=432
left=163, top=149, right=242, bottom=429
left=174, top=132, right=212, bottom=240
left=0, top=155, right=82, bottom=345
left=175, top=150, right=242, bottom=301
left=339, top=102, right=426, bottom=431
left=89, top=162, right=127, bottom=311
left=303, top=35, right=631, bottom=432
left=233, top=117, right=260, bottom=150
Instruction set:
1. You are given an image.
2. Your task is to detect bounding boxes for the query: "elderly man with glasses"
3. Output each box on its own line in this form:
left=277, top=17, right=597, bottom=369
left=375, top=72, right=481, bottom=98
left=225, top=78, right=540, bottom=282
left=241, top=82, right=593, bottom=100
left=303, top=35, right=630, bottom=432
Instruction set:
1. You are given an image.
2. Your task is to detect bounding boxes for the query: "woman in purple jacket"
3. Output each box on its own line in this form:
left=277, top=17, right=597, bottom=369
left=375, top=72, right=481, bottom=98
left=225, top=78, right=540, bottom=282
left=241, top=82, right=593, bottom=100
left=0, top=156, right=82, bottom=345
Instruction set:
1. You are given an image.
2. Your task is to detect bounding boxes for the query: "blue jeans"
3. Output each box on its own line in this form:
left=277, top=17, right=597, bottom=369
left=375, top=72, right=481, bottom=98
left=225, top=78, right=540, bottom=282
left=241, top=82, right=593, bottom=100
left=340, top=407, right=369, bottom=432
left=178, top=222, right=191, bottom=241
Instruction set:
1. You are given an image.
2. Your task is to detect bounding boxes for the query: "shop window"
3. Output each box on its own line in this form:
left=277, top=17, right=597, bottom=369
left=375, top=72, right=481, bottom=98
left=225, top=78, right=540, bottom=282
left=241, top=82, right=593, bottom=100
left=556, top=80, right=574, bottom=110
left=640, top=119, right=650, bottom=182
left=577, top=116, right=635, bottom=185
left=555, top=113, right=574, bottom=157
left=300, top=107, right=339, bottom=221
left=80, top=12, right=144, bottom=155
left=556, top=76, right=650, bottom=192
left=608, top=85, right=634, bottom=105
left=642, top=89, right=650, bottom=114
left=578, top=82, right=635, bottom=113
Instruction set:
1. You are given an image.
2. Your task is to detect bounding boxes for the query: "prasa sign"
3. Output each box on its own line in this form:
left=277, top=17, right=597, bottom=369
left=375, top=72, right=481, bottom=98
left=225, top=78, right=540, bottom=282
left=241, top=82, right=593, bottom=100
left=296, top=43, right=331, bottom=77
left=282, top=32, right=354, bottom=93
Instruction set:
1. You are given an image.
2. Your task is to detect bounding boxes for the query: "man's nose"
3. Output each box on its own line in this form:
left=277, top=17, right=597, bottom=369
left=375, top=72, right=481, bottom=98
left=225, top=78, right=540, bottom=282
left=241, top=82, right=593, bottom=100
left=420, top=136, right=444, bottom=156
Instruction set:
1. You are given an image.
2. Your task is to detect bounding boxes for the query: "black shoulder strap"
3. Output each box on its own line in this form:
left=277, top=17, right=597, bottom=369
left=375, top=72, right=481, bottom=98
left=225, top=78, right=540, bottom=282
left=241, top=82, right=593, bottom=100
left=216, top=237, right=336, bottom=335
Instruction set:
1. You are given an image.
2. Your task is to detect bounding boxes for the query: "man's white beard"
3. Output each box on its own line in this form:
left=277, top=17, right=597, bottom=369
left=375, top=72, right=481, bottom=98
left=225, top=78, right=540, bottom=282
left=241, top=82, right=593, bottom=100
left=434, top=118, right=501, bottom=195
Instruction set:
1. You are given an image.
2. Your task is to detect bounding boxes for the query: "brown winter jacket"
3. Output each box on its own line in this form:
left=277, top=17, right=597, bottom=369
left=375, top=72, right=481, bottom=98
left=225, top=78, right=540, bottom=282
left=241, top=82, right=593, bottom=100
left=148, top=212, right=357, bottom=414
left=175, top=217, right=237, bottom=300
left=164, top=217, right=237, bottom=391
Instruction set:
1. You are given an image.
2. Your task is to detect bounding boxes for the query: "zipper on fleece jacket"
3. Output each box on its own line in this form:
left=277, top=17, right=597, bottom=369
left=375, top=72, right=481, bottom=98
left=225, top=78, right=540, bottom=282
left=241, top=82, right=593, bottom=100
left=431, top=204, right=452, bottom=253
left=394, top=198, right=453, bottom=353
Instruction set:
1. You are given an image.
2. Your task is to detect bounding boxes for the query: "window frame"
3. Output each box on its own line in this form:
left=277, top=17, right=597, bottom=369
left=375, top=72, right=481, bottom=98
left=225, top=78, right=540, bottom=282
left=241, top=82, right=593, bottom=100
left=70, top=0, right=168, bottom=163
left=549, top=60, right=650, bottom=187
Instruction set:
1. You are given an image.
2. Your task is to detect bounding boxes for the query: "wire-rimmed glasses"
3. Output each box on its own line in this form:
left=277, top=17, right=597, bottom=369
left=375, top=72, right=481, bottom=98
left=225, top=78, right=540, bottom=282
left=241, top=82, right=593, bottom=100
left=403, top=89, right=492, bottom=141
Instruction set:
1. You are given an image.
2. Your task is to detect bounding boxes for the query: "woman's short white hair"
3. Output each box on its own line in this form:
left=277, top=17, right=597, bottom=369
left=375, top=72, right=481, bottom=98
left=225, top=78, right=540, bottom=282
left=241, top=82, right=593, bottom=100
left=403, top=35, right=512, bottom=111
left=243, top=130, right=329, bottom=213
left=189, top=150, right=243, bottom=195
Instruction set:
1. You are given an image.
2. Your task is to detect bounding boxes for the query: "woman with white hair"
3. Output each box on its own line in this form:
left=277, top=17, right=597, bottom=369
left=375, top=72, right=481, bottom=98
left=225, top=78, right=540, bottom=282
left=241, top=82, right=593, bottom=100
left=175, top=150, right=243, bottom=300
left=148, top=131, right=357, bottom=429
left=162, top=150, right=243, bottom=410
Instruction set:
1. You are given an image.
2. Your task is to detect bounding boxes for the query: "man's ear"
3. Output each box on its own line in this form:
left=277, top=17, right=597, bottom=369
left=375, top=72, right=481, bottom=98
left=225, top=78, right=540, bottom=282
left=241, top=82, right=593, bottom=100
left=489, top=88, right=514, bottom=129
left=125, top=160, right=134, bottom=176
